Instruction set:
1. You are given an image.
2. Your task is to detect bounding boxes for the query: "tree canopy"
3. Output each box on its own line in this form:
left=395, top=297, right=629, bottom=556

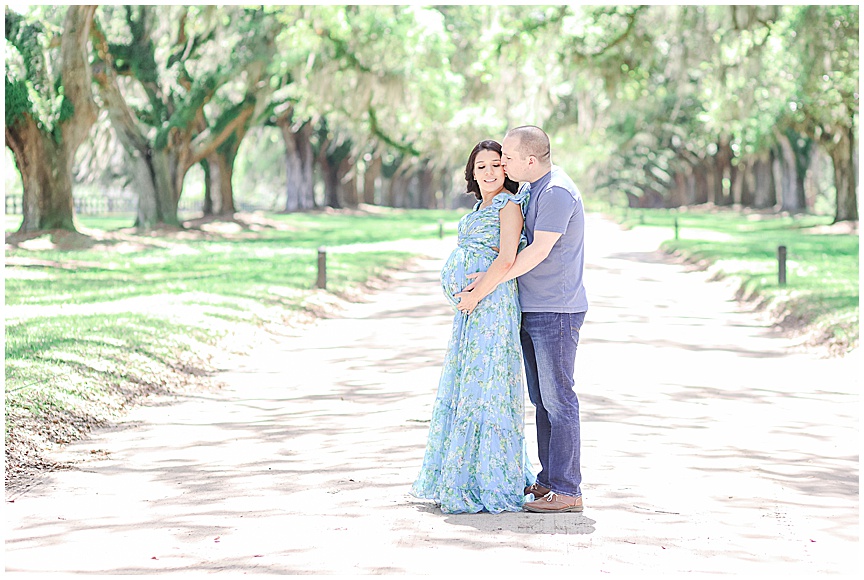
left=5, top=4, right=859, bottom=230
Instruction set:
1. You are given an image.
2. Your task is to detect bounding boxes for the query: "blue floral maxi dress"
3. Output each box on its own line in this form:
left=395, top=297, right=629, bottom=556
left=411, top=190, right=536, bottom=514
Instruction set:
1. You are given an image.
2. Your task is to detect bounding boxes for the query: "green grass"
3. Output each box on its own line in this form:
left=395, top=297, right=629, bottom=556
left=6, top=209, right=466, bottom=238
left=5, top=209, right=465, bottom=307
left=5, top=213, right=211, bottom=232
left=588, top=201, right=859, bottom=353
left=6, top=214, right=133, bottom=232
left=264, top=209, right=463, bottom=246
left=4, top=208, right=464, bottom=479
left=5, top=313, right=218, bottom=420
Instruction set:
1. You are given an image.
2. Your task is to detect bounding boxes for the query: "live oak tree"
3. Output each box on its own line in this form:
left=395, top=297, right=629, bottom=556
left=786, top=5, right=859, bottom=222
left=5, top=5, right=98, bottom=233
left=297, top=5, right=462, bottom=209
left=90, top=5, right=278, bottom=228
left=6, top=5, right=855, bottom=218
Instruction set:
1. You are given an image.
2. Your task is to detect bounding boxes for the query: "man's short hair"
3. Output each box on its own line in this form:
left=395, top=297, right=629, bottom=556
left=506, top=126, right=551, bottom=163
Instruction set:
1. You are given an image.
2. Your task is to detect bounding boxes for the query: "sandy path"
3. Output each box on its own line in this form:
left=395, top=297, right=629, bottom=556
left=4, top=215, right=858, bottom=576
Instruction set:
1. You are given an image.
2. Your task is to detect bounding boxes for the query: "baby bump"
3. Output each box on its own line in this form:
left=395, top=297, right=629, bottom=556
left=441, top=248, right=489, bottom=310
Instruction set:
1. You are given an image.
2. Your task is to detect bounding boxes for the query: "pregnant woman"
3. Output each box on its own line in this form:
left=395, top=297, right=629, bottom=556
left=411, top=140, right=536, bottom=514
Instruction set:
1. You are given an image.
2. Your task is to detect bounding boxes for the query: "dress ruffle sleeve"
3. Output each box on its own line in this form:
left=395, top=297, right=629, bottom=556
left=490, top=189, right=529, bottom=212
left=490, top=190, right=529, bottom=251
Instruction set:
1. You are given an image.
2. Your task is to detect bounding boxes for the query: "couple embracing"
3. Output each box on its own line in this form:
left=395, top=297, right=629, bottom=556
left=411, top=125, right=588, bottom=514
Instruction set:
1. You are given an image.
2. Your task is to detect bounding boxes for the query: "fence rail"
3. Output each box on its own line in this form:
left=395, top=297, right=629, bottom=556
left=5, top=195, right=205, bottom=216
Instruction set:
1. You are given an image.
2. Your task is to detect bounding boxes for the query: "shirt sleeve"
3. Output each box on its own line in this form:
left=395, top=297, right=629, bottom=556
left=534, top=185, right=579, bottom=234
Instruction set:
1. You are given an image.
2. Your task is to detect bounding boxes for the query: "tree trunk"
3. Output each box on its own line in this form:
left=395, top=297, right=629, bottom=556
left=693, top=161, right=709, bottom=205
left=91, top=11, right=258, bottom=229
left=385, top=166, right=409, bottom=207
left=146, top=148, right=182, bottom=227
left=210, top=135, right=241, bottom=216
left=669, top=171, right=687, bottom=208
left=731, top=159, right=745, bottom=205
left=735, top=158, right=755, bottom=207
left=6, top=123, right=77, bottom=231
left=774, top=131, right=807, bottom=212
left=417, top=162, right=435, bottom=209
left=340, top=155, right=359, bottom=208
left=58, top=6, right=99, bottom=150
left=204, top=152, right=235, bottom=215
left=713, top=139, right=733, bottom=206
left=319, top=153, right=341, bottom=209
left=684, top=166, right=697, bottom=205
left=201, top=157, right=214, bottom=215
left=92, top=32, right=180, bottom=229
left=828, top=126, right=858, bottom=222
left=5, top=5, right=98, bottom=233
left=316, top=135, right=352, bottom=209
left=363, top=153, right=382, bottom=205
left=280, top=120, right=315, bottom=212
left=753, top=150, right=777, bottom=209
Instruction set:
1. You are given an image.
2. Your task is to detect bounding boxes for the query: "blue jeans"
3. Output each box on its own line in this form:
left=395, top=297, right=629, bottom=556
left=520, top=311, right=586, bottom=498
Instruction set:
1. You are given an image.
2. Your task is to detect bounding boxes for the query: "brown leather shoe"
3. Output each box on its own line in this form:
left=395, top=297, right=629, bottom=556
left=524, top=483, right=551, bottom=498
left=524, top=492, right=583, bottom=513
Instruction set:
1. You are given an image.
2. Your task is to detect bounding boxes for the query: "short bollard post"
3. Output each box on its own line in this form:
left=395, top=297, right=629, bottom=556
left=438, top=219, right=444, bottom=239
left=316, top=247, right=327, bottom=289
left=778, top=245, right=787, bottom=286
left=674, top=217, right=679, bottom=240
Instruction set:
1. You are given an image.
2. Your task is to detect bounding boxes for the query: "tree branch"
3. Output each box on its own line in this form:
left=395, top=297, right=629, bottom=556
left=368, top=107, right=420, bottom=157
left=58, top=5, right=98, bottom=150
left=90, top=18, right=149, bottom=155
left=187, top=105, right=255, bottom=167
left=569, top=6, right=645, bottom=62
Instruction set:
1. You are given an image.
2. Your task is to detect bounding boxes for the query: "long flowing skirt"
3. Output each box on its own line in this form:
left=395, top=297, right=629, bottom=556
left=411, top=252, right=535, bottom=513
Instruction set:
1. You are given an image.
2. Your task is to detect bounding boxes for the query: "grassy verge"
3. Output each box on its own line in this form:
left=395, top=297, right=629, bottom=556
left=4, top=208, right=463, bottom=489
left=588, top=200, right=859, bottom=355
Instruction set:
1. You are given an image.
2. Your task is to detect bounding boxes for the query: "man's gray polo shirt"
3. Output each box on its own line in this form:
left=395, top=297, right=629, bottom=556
left=517, top=166, right=589, bottom=313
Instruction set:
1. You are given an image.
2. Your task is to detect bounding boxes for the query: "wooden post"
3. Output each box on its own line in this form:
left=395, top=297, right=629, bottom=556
left=778, top=245, right=787, bottom=286
left=438, top=219, right=443, bottom=239
left=316, top=247, right=327, bottom=289
left=674, top=217, right=679, bottom=240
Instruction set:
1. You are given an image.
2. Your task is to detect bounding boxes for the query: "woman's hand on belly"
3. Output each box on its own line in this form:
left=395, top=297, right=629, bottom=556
left=454, top=288, right=481, bottom=315
left=461, top=271, right=485, bottom=293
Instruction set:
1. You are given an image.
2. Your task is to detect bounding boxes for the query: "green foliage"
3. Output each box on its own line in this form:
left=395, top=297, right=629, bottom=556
left=57, top=94, right=75, bottom=124
left=562, top=5, right=857, bottom=210
left=100, top=4, right=278, bottom=156
left=4, top=7, right=60, bottom=131
left=785, top=5, right=858, bottom=137
left=295, top=5, right=462, bottom=165
left=4, top=75, right=32, bottom=127
left=7, top=5, right=857, bottom=217
left=5, top=209, right=462, bottom=307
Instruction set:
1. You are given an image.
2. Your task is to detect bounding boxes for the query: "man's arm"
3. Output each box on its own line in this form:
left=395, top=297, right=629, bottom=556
left=500, top=230, right=561, bottom=282
left=462, top=230, right=561, bottom=292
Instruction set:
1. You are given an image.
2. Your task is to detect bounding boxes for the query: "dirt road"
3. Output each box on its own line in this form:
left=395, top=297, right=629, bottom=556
left=4, top=215, right=858, bottom=575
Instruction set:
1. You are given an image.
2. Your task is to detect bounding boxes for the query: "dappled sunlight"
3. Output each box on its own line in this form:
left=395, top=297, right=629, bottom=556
left=5, top=219, right=858, bottom=575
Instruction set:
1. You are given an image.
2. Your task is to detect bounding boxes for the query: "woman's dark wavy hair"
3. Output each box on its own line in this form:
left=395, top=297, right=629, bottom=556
left=464, top=140, right=519, bottom=201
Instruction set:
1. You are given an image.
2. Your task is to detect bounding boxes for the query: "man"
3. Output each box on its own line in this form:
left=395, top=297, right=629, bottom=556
left=455, top=125, right=588, bottom=513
